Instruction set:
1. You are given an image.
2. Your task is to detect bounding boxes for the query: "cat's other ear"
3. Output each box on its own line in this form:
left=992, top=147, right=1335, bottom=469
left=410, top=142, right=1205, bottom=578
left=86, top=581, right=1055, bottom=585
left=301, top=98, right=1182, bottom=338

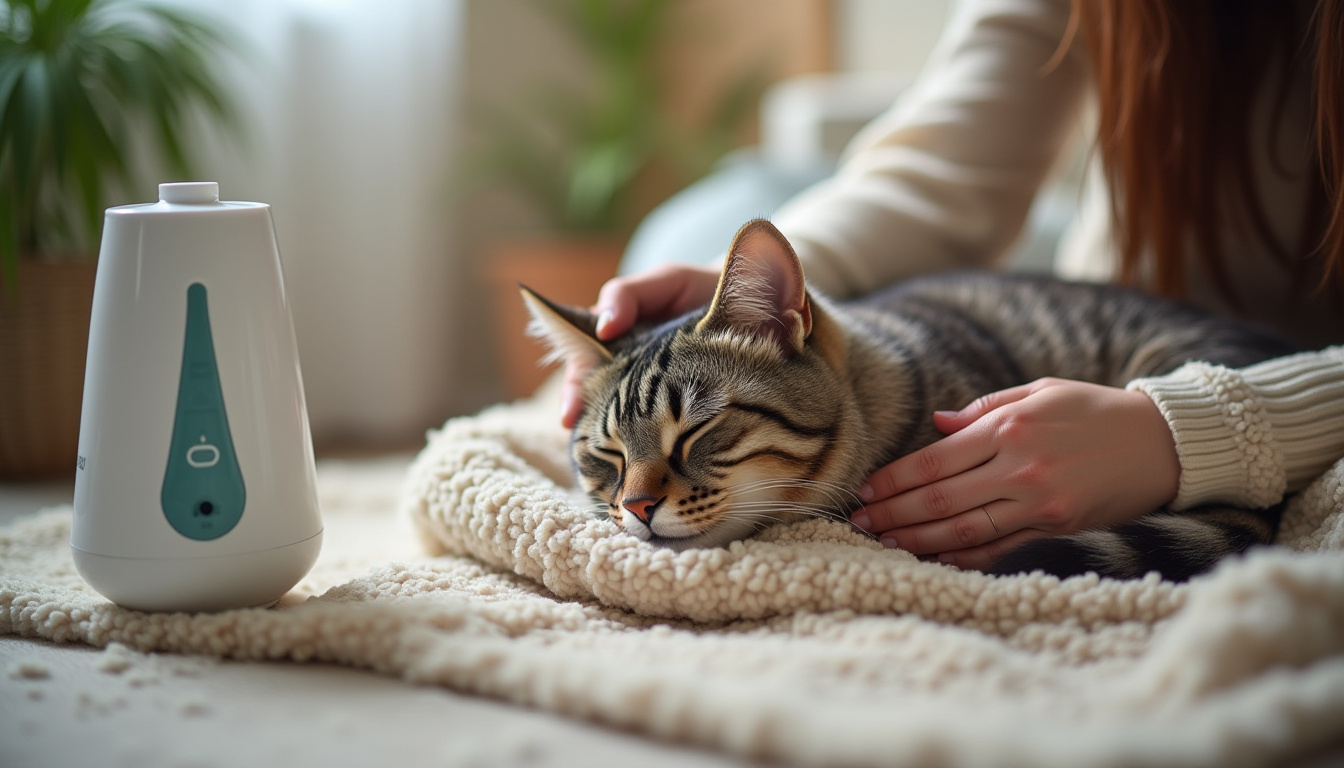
left=697, top=219, right=812, bottom=356
left=520, top=286, right=614, bottom=369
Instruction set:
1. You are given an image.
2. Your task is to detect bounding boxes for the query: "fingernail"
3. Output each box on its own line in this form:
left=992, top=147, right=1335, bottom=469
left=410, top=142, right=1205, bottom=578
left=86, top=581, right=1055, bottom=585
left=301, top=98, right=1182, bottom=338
left=937, top=553, right=956, bottom=566
left=934, top=410, right=958, bottom=419
left=595, top=310, right=614, bottom=336
left=561, top=397, right=581, bottom=428
left=858, top=484, right=874, bottom=501
left=851, top=513, right=871, bottom=531
left=879, top=536, right=897, bottom=549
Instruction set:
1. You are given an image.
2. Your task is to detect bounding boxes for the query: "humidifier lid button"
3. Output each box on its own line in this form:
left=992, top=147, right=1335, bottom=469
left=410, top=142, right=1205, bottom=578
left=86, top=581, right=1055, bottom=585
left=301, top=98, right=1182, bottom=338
left=159, top=181, right=220, bottom=205
left=186, top=442, right=221, bottom=468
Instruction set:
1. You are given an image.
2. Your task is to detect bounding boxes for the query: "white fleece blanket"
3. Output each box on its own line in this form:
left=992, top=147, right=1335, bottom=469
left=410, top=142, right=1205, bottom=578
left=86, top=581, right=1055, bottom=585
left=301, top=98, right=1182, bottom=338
left=4, top=391, right=1344, bottom=768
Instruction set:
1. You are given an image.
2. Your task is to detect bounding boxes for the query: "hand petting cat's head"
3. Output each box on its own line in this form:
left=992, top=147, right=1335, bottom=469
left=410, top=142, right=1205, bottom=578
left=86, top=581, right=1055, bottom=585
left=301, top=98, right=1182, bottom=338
left=522, top=220, right=855, bottom=549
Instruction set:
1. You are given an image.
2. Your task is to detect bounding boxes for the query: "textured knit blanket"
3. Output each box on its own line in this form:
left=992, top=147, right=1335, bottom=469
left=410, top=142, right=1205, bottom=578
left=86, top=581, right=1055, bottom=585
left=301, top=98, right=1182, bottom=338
left=4, top=391, right=1344, bottom=767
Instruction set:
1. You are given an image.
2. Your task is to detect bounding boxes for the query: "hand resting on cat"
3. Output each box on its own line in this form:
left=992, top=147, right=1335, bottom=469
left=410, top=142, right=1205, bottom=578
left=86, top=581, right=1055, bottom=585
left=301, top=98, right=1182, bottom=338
left=541, top=220, right=1289, bottom=580
left=852, top=378, right=1180, bottom=572
left=560, top=263, right=721, bottom=428
left=557, top=241, right=1186, bottom=572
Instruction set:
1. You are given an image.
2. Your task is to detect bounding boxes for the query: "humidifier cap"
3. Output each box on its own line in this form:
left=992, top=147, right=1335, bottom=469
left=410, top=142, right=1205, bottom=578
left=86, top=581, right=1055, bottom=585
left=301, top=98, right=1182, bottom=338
left=158, top=181, right=220, bottom=205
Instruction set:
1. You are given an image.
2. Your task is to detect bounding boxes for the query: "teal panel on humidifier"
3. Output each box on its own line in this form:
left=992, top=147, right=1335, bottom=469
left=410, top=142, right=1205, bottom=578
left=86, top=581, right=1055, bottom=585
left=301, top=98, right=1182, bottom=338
left=161, top=283, right=246, bottom=540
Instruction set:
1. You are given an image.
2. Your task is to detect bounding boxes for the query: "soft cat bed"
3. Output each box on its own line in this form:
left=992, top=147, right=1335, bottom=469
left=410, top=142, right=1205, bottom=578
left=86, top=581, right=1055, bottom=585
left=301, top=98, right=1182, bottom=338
left=4, top=389, right=1344, bottom=767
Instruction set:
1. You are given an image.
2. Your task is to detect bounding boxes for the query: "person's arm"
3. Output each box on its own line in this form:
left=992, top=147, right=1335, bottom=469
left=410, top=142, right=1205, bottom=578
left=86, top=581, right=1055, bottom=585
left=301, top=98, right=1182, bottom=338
left=775, top=0, right=1089, bottom=298
left=1128, top=346, right=1344, bottom=509
left=563, top=0, right=1088, bottom=426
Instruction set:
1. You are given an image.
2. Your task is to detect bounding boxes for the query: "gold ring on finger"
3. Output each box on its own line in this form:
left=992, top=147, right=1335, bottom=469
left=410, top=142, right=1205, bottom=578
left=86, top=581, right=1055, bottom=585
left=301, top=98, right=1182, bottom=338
left=981, top=505, right=1000, bottom=534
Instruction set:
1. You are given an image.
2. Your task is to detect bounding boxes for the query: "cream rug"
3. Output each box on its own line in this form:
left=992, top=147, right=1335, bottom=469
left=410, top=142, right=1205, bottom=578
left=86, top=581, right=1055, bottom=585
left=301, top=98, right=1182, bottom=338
left=4, top=390, right=1344, bottom=768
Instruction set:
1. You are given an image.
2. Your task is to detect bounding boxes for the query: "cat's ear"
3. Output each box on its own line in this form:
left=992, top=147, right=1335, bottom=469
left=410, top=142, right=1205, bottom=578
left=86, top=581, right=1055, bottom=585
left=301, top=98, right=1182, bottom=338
left=520, top=286, right=614, bottom=369
left=697, top=219, right=812, bottom=356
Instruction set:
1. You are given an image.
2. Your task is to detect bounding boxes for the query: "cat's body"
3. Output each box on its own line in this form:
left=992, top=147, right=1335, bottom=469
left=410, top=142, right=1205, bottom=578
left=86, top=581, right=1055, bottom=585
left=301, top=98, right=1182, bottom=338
left=524, top=220, right=1294, bottom=581
left=837, top=272, right=1292, bottom=474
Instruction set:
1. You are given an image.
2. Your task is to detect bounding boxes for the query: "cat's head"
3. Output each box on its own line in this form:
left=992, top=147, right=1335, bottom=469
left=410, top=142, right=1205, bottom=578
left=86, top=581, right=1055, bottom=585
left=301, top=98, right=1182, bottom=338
left=522, top=219, right=854, bottom=549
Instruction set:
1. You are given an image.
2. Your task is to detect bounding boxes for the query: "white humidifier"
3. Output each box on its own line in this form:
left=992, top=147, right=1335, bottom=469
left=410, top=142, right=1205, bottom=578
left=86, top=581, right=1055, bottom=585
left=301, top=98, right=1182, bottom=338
left=71, top=182, right=323, bottom=613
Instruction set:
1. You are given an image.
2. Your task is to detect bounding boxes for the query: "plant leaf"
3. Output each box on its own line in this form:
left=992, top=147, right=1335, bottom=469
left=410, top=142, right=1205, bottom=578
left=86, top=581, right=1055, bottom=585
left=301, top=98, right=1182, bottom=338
left=0, top=0, right=242, bottom=272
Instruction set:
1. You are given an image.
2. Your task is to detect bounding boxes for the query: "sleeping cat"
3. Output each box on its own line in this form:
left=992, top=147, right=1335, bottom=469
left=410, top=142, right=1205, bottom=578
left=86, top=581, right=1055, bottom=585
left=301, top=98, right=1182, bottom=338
left=522, top=219, right=1294, bottom=581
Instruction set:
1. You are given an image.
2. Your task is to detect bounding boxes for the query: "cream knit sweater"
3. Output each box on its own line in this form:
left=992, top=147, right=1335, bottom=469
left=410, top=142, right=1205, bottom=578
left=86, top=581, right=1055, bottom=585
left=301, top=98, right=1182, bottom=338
left=772, top=0, right=1344, bottom=511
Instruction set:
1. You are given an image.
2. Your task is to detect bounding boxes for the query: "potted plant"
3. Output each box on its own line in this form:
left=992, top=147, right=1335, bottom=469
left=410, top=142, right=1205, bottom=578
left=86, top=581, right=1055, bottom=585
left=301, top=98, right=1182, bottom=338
left=0, top=0, right=238, bottom=478
left=470, top=0, right=767, bottom=399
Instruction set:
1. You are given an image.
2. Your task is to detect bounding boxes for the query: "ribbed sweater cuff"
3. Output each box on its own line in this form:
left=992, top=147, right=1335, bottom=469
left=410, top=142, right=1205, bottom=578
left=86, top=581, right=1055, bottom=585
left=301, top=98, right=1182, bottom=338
left=1127, top=346, right=1344, bottom=510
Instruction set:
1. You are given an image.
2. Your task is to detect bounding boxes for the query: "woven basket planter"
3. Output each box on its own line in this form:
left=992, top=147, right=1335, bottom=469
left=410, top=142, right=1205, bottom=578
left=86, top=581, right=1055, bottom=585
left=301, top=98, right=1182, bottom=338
left=0, top=260, right=97, bottom=479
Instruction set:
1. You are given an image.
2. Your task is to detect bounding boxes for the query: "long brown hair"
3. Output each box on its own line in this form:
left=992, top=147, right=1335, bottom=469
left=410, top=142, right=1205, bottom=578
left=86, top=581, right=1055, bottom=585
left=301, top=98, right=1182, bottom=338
left=1073, top=0, right=1344, bottom=303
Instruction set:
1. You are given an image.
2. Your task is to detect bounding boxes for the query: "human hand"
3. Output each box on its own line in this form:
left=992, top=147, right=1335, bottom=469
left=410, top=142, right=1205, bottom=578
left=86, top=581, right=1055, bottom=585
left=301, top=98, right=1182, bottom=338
left=850, top=378, right=1181, bottom=571
left=560, top=263, right=721, bottom=427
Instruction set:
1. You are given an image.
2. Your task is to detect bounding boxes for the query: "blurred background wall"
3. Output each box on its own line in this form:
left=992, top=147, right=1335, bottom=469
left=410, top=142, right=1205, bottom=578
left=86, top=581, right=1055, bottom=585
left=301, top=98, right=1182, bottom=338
left=154, top=0, right=952, bottom=455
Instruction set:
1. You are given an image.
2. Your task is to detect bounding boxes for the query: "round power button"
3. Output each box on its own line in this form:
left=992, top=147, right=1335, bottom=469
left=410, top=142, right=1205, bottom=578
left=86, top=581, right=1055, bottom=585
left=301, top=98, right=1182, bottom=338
left=186, top=444, right=220, bottom=468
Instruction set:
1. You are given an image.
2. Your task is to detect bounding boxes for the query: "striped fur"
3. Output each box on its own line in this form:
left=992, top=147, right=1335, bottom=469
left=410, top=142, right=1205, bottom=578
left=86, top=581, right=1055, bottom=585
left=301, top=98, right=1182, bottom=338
left=523, top=220, right=1294, bottom=581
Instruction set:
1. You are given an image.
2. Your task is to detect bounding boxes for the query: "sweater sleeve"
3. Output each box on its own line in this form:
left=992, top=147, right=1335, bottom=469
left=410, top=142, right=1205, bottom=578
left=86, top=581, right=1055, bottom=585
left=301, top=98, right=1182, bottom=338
left=1126, top=346, right=1344, bottom=510
left=773, top=0, right=1089, bottom=298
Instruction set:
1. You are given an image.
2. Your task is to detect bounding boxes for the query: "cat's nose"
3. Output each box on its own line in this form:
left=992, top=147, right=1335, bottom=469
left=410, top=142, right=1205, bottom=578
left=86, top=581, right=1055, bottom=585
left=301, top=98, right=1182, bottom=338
left=621, top=495, right=663, bottom=522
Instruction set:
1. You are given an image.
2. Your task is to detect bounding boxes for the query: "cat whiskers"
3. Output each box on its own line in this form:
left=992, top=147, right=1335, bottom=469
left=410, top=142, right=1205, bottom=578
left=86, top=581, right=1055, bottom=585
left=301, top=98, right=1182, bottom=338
left=722, top=478, right=877, bottom=540
left=726, top=505, right=878, bottom=541
left=580, top=501, right=616, bottom=519
left=718, top=513, right=782, bottom=534
left=726, top=499, right=835, bottom=516
left=726, top=478, right=864, bottom=511
left=728, top=502, right=845, bottom=526
left=731, top=505, right=880, bottom=542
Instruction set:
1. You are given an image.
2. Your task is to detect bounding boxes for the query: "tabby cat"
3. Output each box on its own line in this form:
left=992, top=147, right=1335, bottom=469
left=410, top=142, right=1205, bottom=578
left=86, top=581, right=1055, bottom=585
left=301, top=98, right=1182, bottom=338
left=522, top=220, right=1293, bottom=581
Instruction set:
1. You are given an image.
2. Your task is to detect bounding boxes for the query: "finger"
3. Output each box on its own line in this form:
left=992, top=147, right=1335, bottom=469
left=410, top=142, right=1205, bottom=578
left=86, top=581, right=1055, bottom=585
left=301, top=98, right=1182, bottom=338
left=877, top=500, right=1016, bottom=555
left=932, top=381, right=1040, bottom=435
left=857, top=461, right=1007, bottom=531
left=593, top=277, right=641, bottom=341
left=594, top=266, right=718, bottom=341
left=860, top=427, right=998, bottom=504
left=933, top=528, right=1053, bottom=572
left=560, top=365, right=586, bottom=429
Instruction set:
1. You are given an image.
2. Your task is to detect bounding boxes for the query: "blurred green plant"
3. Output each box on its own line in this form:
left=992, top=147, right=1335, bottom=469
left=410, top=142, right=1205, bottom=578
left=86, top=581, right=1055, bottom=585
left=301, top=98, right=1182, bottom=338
left=467, top=0, right=769, bottom=236
left=0, top=0, right=239, bottom=291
